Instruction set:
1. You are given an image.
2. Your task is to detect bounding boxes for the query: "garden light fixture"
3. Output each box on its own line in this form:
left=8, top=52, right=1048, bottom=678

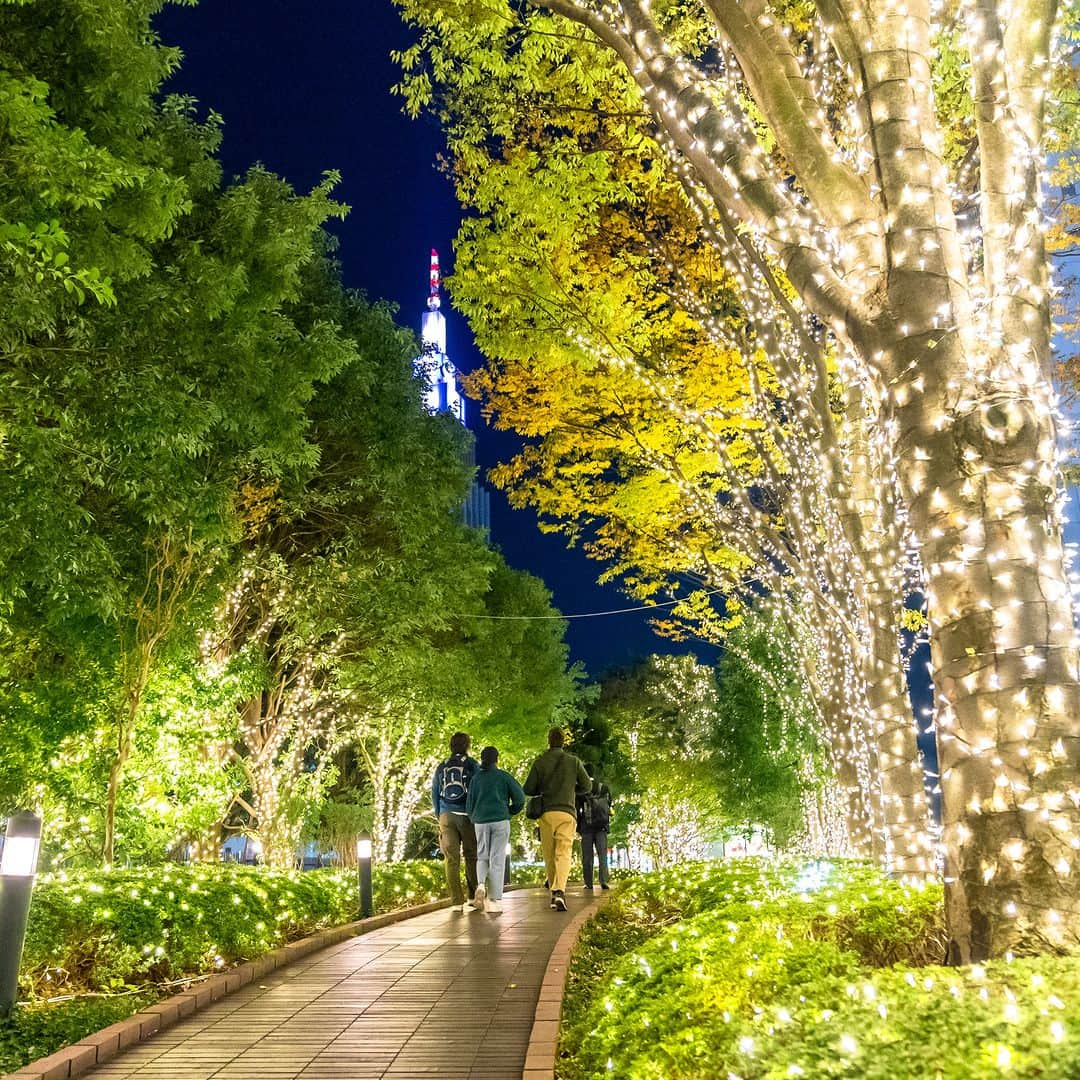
left=0, top=811, right=42, bottom=1016
left=357, top=835, right=373, bottom=918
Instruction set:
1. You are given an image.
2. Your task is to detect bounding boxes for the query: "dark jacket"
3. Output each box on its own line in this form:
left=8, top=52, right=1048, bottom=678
left=431, top=753, right=478, bottom=817
left=576, top=780, right=613, bottom=833
left=522, top=747, right=591, bottom=817
left=466, top=765, right=526, bottom=824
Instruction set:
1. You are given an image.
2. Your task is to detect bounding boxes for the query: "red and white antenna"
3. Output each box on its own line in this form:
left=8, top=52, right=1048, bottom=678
left=428, top=248, right=441, bottom=307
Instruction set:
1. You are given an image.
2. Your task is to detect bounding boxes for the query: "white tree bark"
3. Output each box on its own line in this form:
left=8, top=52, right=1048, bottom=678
left=358, top=709, right=440, bottom=862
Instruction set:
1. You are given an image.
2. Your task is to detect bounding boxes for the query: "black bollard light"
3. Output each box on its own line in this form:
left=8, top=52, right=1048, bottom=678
left=0, top=811, right=42, bottom=1017
left=356, top=835, right=373, bottom=918
left=503, top=839, right=511, bottom=889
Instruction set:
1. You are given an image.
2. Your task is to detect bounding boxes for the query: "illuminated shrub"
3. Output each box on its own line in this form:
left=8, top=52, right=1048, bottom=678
left=559, top=860, right=1080, bottom=1077
left=20, top=860, right=449, bottom=996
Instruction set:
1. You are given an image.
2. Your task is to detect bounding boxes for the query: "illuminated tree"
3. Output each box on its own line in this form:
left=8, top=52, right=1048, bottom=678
left=398, top=0, right=1080, bottom=958
left=179, top=281, right=578, bottom=867
left=342, top=562, right=578, bottom=862
left=397, top=0, right=928, bottom=874
left=596, top=655, right=726, bottom=867
left=712, top=603, right=835, bottom=851
left=0, top=0, right=581, bottom=876
left=0, top=0, right=358, bottom=866
left=590, top=650, right=824, bottom=864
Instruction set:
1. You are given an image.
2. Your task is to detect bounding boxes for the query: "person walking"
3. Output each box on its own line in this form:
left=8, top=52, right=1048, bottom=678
left=431, top=732, right=479, bottom=912
left=523, top=728, right=590, bottom=911
left=466, top=746, right=525, bottom=913
left=576, top=770, right=613, bottom=891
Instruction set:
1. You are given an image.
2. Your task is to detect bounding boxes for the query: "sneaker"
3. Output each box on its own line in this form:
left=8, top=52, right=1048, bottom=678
left=461, top=901, right=476, bottom=913
left=486, top=899, right=502, bottom=913
left=584, top=884, right=595, bottom=890
left=600, top=884, right=611, bottom=891
left=473, top=884, right=486, bottom=912
left=553, top=891, right=567, bottom=912
left=549, top=893, right=558, bottom=910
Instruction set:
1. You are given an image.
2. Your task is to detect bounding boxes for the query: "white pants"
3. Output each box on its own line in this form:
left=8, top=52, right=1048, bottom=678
left=474, top=819, right=511, bottom=901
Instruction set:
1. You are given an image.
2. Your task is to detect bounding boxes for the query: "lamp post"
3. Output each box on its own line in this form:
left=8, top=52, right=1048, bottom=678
left=0, top=811, right=42, bottom=1017
left=356, top=836, right=373, bottom=919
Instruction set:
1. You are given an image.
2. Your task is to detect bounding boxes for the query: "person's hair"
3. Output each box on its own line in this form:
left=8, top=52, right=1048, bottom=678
left=450, top=732, right=470, bottom=755
left=480, top=746, right=499, bottom=769
left=548, top=727, right=565, bottom=748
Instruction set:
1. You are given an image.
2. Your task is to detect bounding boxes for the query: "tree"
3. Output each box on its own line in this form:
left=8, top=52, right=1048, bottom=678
left=340, top=558, right=579, bottom=862
left=0, top=0, right=582, bottom=874
left=713, top=603, right=835, bottom=850
left=588, top=649, right=823, bottom=863
left=179, top=272, right=579, bottom=866
left=396, top=0, right=932, bottom=875
left=398, top=0, right=1080, bottom=959
left=0, top=0, right=353, bottom=865
left=595, top=655, right=727, bottom=867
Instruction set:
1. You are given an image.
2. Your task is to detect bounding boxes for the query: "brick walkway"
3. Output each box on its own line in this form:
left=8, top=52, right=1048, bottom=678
left=83, top=887, right=588, bottom=1080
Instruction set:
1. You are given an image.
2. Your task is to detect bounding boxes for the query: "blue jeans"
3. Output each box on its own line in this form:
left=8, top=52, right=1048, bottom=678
left=474, top=819, right=511, bottom=901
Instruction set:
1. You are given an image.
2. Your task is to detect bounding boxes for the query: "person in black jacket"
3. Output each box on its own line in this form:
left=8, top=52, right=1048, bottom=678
left=576, top=769, right=613, bottom=890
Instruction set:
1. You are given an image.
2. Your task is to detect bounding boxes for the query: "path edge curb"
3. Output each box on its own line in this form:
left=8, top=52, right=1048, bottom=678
left=522, top=893, right=609, bottom=1080
left=1, top=895, right=456, bottom=1080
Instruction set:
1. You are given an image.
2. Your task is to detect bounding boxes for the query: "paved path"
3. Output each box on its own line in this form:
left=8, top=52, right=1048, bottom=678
left=85, top=887, right=589, bottom=1080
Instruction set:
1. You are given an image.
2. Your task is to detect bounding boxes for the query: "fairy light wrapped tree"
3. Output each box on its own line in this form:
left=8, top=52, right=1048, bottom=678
left=396, top=0, right=1079, bottom=961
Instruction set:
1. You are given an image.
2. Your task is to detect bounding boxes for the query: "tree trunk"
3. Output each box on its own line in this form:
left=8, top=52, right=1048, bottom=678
left=884, top=315, right=1080, bottom=958
left=103, top=676, right=147, bottom=866
left=190, top=815, right=228, bottom=863
left=102, top=726, right=132, bottom=867
left=849, top=0, right=1079, bottom=958
left=103, top=535, right=200, bottom=866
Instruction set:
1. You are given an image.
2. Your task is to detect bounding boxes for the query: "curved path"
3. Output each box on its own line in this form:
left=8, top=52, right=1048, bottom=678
left=85, top=887, right=587, bottom=1080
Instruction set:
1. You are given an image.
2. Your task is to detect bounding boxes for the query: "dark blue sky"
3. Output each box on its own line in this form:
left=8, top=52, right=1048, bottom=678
left=153, top=0, right=712, bottom=676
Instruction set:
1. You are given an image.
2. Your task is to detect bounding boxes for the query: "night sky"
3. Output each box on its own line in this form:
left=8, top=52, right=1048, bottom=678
left=152, top=0, right=711, bottom=677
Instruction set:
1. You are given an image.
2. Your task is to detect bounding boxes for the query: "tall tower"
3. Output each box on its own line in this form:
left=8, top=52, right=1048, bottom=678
left=416, top=249, right=465, bottom=424
left=415, top=249, right=491, bottom=534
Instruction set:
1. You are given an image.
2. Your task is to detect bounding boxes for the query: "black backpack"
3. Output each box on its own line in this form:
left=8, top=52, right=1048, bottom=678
left=579, top=785, right=611, bottom=830
left=439, top=755, right=472, bottom=804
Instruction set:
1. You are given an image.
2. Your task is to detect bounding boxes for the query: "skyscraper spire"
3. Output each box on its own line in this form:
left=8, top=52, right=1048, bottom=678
left=428, top=248, right=441, bottom=309
left=413, top=249, right=491, bottom=535
left=416, top=248, right=461, bottom=422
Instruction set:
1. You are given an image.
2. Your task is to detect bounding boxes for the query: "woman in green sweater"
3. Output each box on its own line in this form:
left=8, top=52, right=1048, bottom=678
left=465, top=746, right=525, bottom=913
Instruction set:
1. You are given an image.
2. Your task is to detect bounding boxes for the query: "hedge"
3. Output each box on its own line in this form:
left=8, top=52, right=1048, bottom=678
left=0, top=859, right=450, bottom=1073
left=20, top=860, right=449, bottom=996
left=559, top=859, right=1080, bottom=1079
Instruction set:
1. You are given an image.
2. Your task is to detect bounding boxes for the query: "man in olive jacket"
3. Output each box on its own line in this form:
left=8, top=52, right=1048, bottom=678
left=523, top=727, right=591, bottom=911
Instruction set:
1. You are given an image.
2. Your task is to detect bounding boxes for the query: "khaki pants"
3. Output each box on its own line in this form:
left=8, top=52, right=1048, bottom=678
left=439, top=812, right=478, bottom=904
left=539, top=810, right=576, bottom=892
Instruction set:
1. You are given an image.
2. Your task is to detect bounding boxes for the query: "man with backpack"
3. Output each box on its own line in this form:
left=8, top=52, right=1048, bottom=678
left=431, top=732, right=479, bottom=912
left=576, top=768, right=613, bottom=891
left=523, top=727, right=591, bottom=911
